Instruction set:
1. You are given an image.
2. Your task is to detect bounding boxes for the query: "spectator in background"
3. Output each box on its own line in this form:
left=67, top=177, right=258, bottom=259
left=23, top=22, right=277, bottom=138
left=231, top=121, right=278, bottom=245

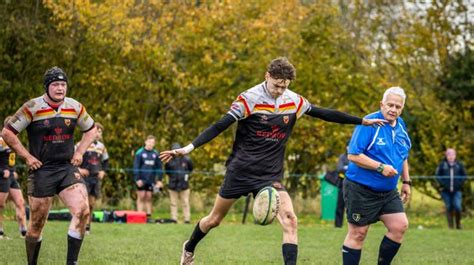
left=77, top=122, right=109, bottom=234
left=435, top=148, right=467, bottom=229
left=0, top=116, right=27, bottom=239
left=165, top=143, right=193, bottom=224
left=335, top=142, right=350, bottom=228
left=133, top=135, right=163, bottom=219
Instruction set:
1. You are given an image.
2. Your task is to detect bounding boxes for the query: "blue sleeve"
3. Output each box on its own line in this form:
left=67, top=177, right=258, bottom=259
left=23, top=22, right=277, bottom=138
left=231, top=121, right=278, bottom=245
left=133, top=150, right=142, bottom=181
left=348, top=125, right=374, bottom=155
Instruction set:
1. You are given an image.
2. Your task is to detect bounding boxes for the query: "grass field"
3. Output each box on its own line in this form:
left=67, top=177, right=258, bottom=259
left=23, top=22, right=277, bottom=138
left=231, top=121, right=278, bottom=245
left=1, top=216, right=473, bottom=265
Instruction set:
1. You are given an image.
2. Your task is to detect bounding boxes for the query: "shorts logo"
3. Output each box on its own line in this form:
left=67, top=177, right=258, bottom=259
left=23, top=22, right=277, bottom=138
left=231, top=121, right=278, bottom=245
left=352, top=213, right=361, bottom=222
left=64, top=119, right=71, bottom=126
left=376, top=138, right=386, bottom=145
left=283, top=115, right=289, bottom=124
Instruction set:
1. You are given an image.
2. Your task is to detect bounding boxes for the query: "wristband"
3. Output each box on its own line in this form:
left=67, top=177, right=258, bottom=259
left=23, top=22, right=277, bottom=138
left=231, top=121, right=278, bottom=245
left=182, top=144, right=195, bottom=154
left=402, top=180, right=412, bottom=186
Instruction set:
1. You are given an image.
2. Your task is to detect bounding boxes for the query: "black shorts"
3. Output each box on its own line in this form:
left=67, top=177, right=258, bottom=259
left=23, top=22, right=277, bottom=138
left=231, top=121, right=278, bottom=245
left=136, top=181, right=154, bottom=192
left=84, top=175, right=101, bottom=198
left=219, top=169, right=286, bottom=199
left=27, top=164, right=84, bottom=197
left=0, top=171, right=20, bottom=193
left=343, top=178, right=404, bottom=226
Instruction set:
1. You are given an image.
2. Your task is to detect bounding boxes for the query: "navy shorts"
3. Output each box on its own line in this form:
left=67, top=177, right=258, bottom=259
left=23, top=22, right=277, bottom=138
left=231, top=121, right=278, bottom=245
left=136, top=181, right=154, bottom=192
left=27, top=164, right=84, bottom=197
left=0, top=171, right=20, bottom=193
left=84, top=175, right=101, bottom=198
left=343, top=178, right=404, bottom=226
left=219, top=169, right=286, bottom=199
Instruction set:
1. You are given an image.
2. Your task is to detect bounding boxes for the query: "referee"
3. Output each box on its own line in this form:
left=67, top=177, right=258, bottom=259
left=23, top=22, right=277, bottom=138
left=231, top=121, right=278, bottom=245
left=341, top=87, right=412, bottom=265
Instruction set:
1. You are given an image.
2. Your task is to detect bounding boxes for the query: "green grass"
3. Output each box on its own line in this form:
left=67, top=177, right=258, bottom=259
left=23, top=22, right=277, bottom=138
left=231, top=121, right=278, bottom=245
left=0, top=219, right=473, bottom=265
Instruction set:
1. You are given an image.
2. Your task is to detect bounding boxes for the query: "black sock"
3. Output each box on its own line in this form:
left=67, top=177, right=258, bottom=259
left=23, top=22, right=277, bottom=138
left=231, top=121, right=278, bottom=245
left=86, top=224, right=90, bottom=231
left=377, top=236, right=401, bottom=265
left=342, top=245, right=361, bottom=265
left=185, top=222, right=207, bottom=253
left=67, top=235, right=83, bottom=265
left=282, top=243, right=298, bottom=265
left=25, top=236, right=42, bottom=265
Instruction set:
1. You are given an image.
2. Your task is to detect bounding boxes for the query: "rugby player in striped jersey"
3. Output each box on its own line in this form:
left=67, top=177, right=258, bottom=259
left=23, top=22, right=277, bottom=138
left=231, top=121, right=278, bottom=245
left=2, top=67, right=97, bottom=265
left=160, top=57, right=386, bottom=265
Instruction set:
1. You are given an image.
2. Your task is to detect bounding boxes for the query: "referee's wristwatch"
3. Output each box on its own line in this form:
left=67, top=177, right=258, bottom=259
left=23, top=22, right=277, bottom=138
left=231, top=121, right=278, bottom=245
left=402, top=180, right=412, bottom=186
left=376, top=163, right=385, bottom=173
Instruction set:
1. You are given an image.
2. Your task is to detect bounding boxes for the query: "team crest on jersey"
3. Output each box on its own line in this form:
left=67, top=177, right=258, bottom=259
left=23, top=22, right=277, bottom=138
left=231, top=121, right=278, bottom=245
left=283, top=115, right=289, bottom=124
left=352, top=213, right=361, bottom=222
left=54, top=127, right=62, bottom=135
left=376, top=138, right=386, bottom=145
left=43, top=120, right=50, bottom=126
left=64, top=119, right=71, bottom=126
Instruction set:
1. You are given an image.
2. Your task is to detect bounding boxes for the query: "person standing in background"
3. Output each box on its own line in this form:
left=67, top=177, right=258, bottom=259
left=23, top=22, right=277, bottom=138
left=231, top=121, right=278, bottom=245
left=165, top=143, right=193, bottom=224
left=435, top=148, right=467, bottom=229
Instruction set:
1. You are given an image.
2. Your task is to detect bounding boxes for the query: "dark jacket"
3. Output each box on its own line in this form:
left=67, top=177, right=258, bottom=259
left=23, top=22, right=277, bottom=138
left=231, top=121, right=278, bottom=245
left=435, top=159, right=467, bottom=192
left=165, top=156, right=193, bottom=191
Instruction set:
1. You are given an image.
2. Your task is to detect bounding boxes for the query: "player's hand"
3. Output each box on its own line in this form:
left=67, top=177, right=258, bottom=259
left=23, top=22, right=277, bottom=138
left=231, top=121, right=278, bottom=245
left=136, top=180, right=144, bottom=188
left=400, top=183, right=411, bottom=203
left=159, top=148, right=187, bottom=163
left=98, top=170, right=106, bottom=180
left=382, top=164, right=398, bottom=177
left=155, top=180, right=163, bottom=189
left=79, top=168, right=90, bottom=177
left=3, top=169, right=9, bottom=178
left=362, top=118, right=387, bottom=127
left=13, top=171, right=18, bottom=179
left=26, top=155, right=42, bottom=171
left=71, top=152, right=83, bottom=166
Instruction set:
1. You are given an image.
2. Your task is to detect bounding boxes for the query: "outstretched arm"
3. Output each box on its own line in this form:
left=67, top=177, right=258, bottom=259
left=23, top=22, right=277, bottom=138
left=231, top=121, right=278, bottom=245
left=305, top=105, right=386, bottom=126
left=159, top=114, right=236, bottom=163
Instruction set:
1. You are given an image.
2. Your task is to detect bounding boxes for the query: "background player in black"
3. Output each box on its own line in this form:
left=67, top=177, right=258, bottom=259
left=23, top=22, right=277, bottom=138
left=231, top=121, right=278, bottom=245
left=0, top=116, right=27, bottom=239
left=77, top=122, right=109, bottom=234
left=160, top=57, right=386, bottom=265
left=2, top=67, right=97, bottom=265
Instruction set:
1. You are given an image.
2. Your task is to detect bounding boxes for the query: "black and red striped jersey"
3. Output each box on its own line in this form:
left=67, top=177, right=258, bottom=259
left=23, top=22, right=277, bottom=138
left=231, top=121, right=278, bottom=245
left=225, top=82, right=311, bottom=180
left=7, top=96, right=95, bottom=167
left=77, top=140, right=109, bottom=175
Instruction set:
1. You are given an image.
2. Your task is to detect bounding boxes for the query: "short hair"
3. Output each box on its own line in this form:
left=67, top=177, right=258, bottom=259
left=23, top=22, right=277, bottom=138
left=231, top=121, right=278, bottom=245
left=3, top=116, right=12, bottom=127
left=95, top=122, right=104, bottom=131
left=382, top=87, right=406, bottom=105
left=266, top=57, right=296, bottom=80
left=146, top=135, right=155, bottom=141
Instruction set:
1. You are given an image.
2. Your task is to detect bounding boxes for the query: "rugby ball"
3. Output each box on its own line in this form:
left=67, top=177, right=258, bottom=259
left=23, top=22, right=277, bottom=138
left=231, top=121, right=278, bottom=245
left=253, top=186, right=280, bottom=225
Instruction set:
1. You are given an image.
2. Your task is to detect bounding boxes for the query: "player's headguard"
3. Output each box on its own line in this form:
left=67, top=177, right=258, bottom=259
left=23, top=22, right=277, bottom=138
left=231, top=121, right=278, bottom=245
left=43, top=66, right=68, bottom=101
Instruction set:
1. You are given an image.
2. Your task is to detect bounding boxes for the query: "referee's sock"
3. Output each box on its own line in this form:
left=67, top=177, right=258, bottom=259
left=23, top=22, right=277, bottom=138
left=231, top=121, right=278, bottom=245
left=342, top=245, right=361, bottom=265
left=185, top=221, right=207, bottom=253
left=282, top=243, right=298, bottom=265
left=67, top=231, right=83, bottom=265
left=377, top=235, right=401, bottom=265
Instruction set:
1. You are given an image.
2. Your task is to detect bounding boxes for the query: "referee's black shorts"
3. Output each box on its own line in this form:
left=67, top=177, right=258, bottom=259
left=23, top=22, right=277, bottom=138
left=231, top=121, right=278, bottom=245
left=343, top=178, right=404, bottom=226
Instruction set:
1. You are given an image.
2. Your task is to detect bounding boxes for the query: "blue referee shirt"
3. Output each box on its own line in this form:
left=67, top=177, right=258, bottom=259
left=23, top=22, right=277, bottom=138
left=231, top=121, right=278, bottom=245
left=346, top=111, right=411, bottom=191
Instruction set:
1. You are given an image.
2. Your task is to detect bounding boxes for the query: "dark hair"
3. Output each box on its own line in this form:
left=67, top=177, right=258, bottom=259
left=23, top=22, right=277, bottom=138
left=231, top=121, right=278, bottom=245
left=266, top=57, right=296, bottom=80
left=95, top=122, right=104, bottom=131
